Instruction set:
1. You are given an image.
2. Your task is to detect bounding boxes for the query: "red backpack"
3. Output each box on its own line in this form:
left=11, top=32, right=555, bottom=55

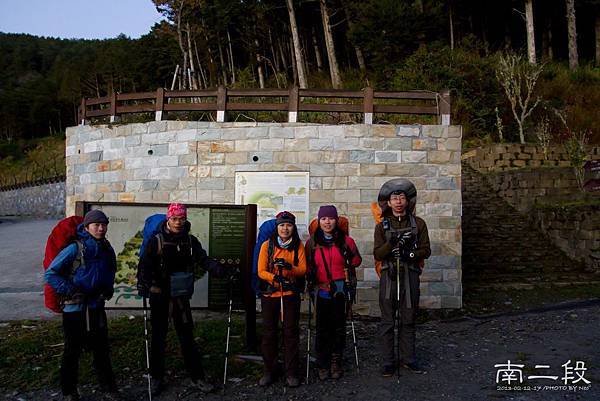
left=43, top=216, right=84, bottom=313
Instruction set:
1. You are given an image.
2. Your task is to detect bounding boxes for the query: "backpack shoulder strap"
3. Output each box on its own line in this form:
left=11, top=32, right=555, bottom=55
left=267, top=238, right=275, bottom=271
left=155, top=233, right=164, bottom=256
left=69, top=240, right=85, bottom=277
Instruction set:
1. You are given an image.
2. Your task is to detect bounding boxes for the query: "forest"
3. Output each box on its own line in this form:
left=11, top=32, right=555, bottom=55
left=0, top=0, right=599, bottom=161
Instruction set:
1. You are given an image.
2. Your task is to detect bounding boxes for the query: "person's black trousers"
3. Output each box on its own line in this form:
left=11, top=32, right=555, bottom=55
left=378, top=269, right=420, bottom=367
left=61, top=307, right=115, bottom=396
left=315, top=294, right=346, bottom=368
left=149, top=293, right=205, bottom=381
left=261, top=294, right=301, bottom=379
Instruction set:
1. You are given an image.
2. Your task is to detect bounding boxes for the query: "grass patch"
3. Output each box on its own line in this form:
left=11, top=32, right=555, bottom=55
left=0, top=313, right=260, bottom=392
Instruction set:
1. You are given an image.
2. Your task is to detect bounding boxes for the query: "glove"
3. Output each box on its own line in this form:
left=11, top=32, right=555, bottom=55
left=392, top=246, right=402, bottom=259
left=399, top=231, right=414, bottom=246
left=273, top=274, right=293, bottom=291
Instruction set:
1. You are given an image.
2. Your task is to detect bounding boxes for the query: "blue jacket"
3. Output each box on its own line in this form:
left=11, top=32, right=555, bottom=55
left=44, top=224, right=117, bottom=312
left=252, top=219, right=278, bottom=297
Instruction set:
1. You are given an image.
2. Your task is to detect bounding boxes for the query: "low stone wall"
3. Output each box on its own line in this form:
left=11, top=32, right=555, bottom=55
left=0, top=181, right=65, bottom=218
left=532, top=205, right=600, bottom=273
left=463, top=144, right=600, bottom=172
left=66, top=121, right=463, bottom=313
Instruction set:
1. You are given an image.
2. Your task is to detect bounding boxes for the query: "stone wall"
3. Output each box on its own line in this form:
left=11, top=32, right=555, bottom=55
left=65, top=122, right=463, bottom=313
left=532, top=205, right=600, bottom=273
left=463, top=144, right=600, bottom=172
left=0, top=181, right=65, bottom=218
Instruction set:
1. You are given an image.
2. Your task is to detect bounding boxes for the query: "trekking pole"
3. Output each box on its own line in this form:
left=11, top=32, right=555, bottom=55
left=306, top=292, right=312, bottom=383
left=223, top=275, right=234, bottom=391
left=347, top=298, right=359, bottom=372
left=396, top=257, right=401, bottom=384
left=142, top=297, right=152, bottom=401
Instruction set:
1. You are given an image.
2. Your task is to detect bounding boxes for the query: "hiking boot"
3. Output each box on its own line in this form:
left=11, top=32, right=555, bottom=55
left=402, top=362, right=426, bottom=374
left=330, top=354, right=343, bottom=380
left=64, top=393, right=80, bottom=401
left=151, top=378, right=165, bottom=396
left=190, top=378, right=215, bottom=393
left=259, top=372, right=274, bottom=387
left=318, top=368, right=330, bottom=381
left=382, top=364, right=396, bottom=377
left=286, top=376, right=300, bottom=388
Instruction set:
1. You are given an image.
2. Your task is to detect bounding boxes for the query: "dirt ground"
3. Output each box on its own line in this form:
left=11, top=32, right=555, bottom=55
left=8, top=300, right=598, bottom=401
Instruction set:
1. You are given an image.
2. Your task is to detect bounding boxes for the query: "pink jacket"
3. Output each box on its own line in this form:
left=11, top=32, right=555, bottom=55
left=306, top=235, right=362, bottom=291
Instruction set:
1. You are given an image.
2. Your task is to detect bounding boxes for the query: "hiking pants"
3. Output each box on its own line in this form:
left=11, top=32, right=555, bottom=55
left=315, top=294, right=346, bottom=368
left=149, top=293, right=204, bottom=381
left=378, top=268, right=420, bottom=367
left=261, top=294, right=300, bottom=379
left=61, top=308, right=115, bottom=396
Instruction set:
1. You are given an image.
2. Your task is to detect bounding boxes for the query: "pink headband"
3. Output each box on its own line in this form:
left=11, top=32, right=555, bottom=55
left=167, top=203, right=187, bottom=219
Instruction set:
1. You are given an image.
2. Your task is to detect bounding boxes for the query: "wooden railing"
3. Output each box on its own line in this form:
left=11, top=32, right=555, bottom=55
left=79, top=87, right=451, bottom=125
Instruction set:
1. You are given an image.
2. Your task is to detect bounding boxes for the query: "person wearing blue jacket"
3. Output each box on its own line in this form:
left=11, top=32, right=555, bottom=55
left=44, top=210, right=118, bottom=401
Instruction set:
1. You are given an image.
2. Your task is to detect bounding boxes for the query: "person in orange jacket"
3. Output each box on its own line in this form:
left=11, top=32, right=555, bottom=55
left=305, top=205, right=361, bottom=380
left=257, top=211, right=307, bottom=387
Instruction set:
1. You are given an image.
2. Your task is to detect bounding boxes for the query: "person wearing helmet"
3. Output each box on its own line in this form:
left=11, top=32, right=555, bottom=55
left=373, top=179, right=431, bottom=377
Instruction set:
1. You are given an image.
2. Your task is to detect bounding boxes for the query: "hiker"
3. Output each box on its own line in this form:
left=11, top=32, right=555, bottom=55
left=44, top=210, right=119, bottom=401
left=306, top=205, right=362, bottom=380
left=137, top=203, right=229, bottom=395
left=257, top=211, right=307, bottom=387
left=373, top=179, right=431, bottom=377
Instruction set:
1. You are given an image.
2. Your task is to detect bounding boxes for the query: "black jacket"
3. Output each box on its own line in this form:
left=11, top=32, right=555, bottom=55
left=137, top=221, right=223, bottom=296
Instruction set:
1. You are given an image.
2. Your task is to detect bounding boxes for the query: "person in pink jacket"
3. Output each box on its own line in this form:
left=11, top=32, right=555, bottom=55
left=305, top=205, right=362, bottom=380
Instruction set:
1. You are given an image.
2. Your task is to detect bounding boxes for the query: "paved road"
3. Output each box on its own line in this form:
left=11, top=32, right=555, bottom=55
left=0, top=217, right=59, bottom=321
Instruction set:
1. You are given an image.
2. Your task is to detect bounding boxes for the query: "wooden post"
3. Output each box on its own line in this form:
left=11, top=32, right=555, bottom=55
left=79, top=98, right=86, bottom=125
left=217, top=85, right=227, bottom=122
left=109, top=92, right=118, bottom=123
left=155, top=88, right=165, bottom=121
left=439, top=89, right=451, bottom=125
left=288, top=86, right=299, bottom=123
left=363, top=87, right=374, bottom=124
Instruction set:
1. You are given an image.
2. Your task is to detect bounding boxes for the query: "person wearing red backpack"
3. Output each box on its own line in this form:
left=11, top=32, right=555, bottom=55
left=257, top=211, right=307, bottom=388
left=44, top=209, right=118, bottom=401
left=305, top=205, right=362, bottom=380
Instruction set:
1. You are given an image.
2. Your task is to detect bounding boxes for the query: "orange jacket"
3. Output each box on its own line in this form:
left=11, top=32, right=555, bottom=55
left=257, top=239, right=306, bottom=298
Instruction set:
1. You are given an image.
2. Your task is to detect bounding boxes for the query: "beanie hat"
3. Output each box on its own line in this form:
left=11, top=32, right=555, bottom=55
left=318, top=205, right=338, bottom=220
left=83, top=209, right=109, bottom=226
left=276, top=211, right=296, bottom=225
left=167, top=203, right=187, bottom=219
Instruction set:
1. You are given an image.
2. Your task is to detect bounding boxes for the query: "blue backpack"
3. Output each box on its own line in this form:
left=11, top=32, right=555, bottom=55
left=252, top=219, right=278, bottom=297
left=139, top=213, right=167, bottom=259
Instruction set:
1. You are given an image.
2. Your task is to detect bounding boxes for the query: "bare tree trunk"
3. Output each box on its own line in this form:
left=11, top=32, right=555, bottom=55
left=566, top=0, right=579, bottom=70
left=542, top=15, right=553, bottom=61
left=217, top=34, right=228, bottom=85
left=311, top=28, right=323, bottom=72
left=175, top=0, right=188, bottom=89
left=320, top=0, right=342, bottom=88
left=449, top=0, right=455, bottom=50
left=341, top=3, right=366, bottom=73
left=269, top=28, right=280, bottom=73
left=289, top=35, right=298, bottom=85
left=255, top=39, right=265, bottom=88
left=227, top=29, right=236, bottom=84
left=277, top=37, right=288, bottom=75
left=525, top=0, right=536, bottom=64
left=186, top=24, right=198, bottom=89
left=596, top=14, right=600, bottom=66
left=193, top=39, right=207, bottom=88
left=286, top=0, right=307, bottom=88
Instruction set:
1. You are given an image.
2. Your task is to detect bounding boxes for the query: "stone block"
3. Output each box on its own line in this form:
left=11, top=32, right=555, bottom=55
left=259, top=138, right=284, bottom=151
left=375, top=151, right=399, bottom=163
left=447, top=125, right=462, bottom=138
left=246, top=127, right=269, bottom=138
left=294, top=126, right=319, bottom=138
left=158, top=156, right=179, bottom=167
left=249, top=152, right=273, bottom=163
left=235, top=140, right=260, bottom=152
left=383, top=137, right=413, bottom=151
left=221, top=128, right=248, bottom=140
left=348, top=176, right=378, bottom=189
left=443, top=269, right=461, bottom=282
left=169, top=190, right=192, bottom=202
left=359, top=164, right=386, bottom=176
left=396, top=125, right=421, bottom=137
left=370, top=125, right=394, bottom=137
left=309, top=138, right=334, bottom=151
left=310, top=164, right=332, bottom=176
left=323, top=177, right=348, bottom=189
left=386, top=164, right=412, bottom=176
left=166, top=121, right=188, bottom=131
left=360, top=138, right=384, bottom=150
left=441, top=296, right=462, bottom=308
left=197, top=129, right=222, bottom=141
left=402, top=151, right=427, bottom=163
left=427, top=177, right=458, bottom=190
left=422, top=125, right=444, bottom=138
left=427, top=255, right=459, bottom=269
left=437, top=138, right=461, bottom=151
left=421, top=269, right=443, bottom=282
left=179, top=177, right=197, bottom=189
left=118, top=192, right=136, bottom=202
left=212, top=190, right=235, bottom=203
left=152, top=191, right=170, bottom=202
left=210, top=165, right=235, bottom=178
left=425, top=203, right=453, bottom=217
left=169, top=142, right=192, bottom=155
left=158, top=179, right=179, bottom=191
left=269, top=127, right=295, bottom=138
left=333, top=137, right=360, bottom=150
left=310, top=177, right=322, bottom=189
left=198, top=153, right=225, bottom=165
left=310, top=190, right=335, bottom=202
left=297, top=151, right=325, bottom=163
left=348, top=150, right=374, bottom=163
left=179, top=153, right=198, bottom=166
left=412, top=138, right=437, bottom=151
left=283, top=139, right=309, bottom=151
left=97, top=161, right=110, bottom=172
left=318, top=125, right=345, bottom=138
left=335, top=190, right=361, bottom=202
left=322, top=151, right=349, bottom=163
left=346, top=125, right=370, bottom=137
left=273, top=152, right=299, bottom=163
left=210, top=141, right=234, bottom=153
left=334, top=163, right=360, bottom=176
left=197, top=178, right=225, bottom=190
